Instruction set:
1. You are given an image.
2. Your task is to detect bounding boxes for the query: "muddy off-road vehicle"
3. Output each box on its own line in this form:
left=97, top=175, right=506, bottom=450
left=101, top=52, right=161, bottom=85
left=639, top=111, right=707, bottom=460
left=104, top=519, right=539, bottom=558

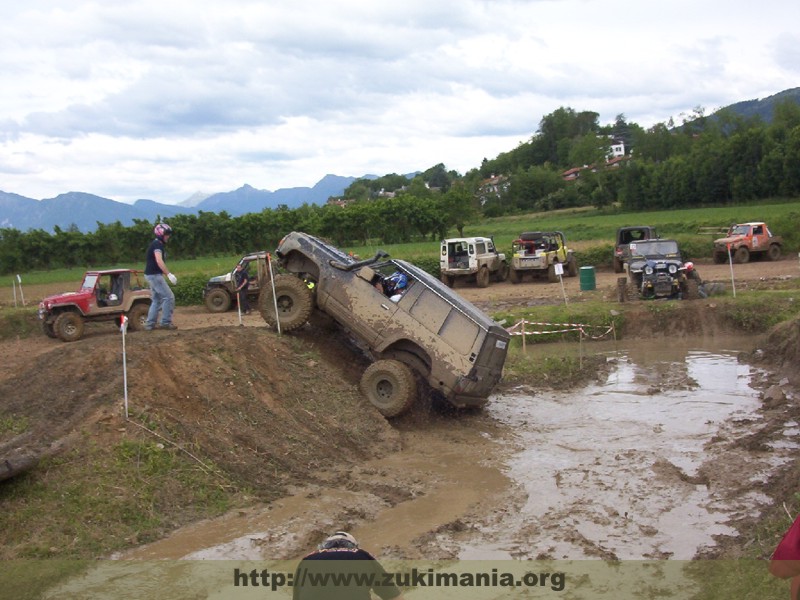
left=38, top=269, right=152, bottom=342
left=260, top=232, right=510, bottom=417
left=614, top=226, right=658, bottom=273
left=509, top=231, right=578, bottom=283
left=439, top=237, right=509, bottom=288
left=713, top=222, right=783, bottom=264
left=203, top=251, right=267, bottom=312
left=617, top=239, right=700, bottom=301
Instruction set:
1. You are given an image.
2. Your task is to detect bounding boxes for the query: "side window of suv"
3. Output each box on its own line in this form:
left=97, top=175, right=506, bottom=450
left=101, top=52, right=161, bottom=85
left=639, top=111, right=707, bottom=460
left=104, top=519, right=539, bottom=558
left=475, top=242, right=486, bottom=254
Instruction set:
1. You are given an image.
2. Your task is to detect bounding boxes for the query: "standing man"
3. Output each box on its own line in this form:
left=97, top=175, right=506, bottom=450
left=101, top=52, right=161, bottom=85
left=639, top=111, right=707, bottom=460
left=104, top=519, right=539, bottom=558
left=234, top=263, right=251, bottom=314
left=144, top=223, right=178, bottom=330
left=292, top=532, right=404, bottom=600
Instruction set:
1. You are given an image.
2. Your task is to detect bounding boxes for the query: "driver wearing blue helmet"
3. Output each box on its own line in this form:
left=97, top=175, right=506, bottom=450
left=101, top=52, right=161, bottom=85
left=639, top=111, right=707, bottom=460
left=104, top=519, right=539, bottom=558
left=383, top=271, right=408, bottom=302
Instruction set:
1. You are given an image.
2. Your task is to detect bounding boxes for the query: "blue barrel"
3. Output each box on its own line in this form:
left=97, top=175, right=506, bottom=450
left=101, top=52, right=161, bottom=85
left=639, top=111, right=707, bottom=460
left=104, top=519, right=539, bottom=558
left=579, top=266, right=596, bottom=291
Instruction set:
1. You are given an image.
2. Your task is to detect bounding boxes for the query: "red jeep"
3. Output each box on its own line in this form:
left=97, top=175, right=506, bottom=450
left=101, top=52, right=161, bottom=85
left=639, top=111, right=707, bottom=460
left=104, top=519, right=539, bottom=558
left=38, top=269, right=152, bottom=342
left=713, top=222, right=783, bottom=264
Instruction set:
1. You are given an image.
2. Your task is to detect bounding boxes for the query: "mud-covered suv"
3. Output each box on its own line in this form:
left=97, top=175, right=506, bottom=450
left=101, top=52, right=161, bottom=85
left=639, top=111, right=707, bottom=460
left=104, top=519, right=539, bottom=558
left=439, top=236, right=509, bottom=288
left=617, top=239, right=699, bottom=301
left=614, top=226, right=658, bottom=273
left=260, top=232, right=510, bottom=417
left=509, top=231, right=578, bottom=283
left=203, top=251, right=267, bottom=312
left=713, top=222, right=782, bottom=264
left=38, top=269, right=152, bottom=341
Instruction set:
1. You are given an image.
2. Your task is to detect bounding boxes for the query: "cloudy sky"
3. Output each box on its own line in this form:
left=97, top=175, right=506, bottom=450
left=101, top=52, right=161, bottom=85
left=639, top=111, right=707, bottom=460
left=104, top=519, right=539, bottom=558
left=1, top=1, right=797, bottom=205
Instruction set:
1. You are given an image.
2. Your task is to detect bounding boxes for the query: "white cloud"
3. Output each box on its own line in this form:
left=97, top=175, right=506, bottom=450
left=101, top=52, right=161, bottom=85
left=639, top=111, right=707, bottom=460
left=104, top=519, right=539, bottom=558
left=0, top=0, right=797, bottom=203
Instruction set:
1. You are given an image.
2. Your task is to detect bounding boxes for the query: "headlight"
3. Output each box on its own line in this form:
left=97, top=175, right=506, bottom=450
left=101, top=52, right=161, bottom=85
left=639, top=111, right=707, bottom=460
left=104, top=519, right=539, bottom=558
left=644, top=265, right=654, bottom=275
left=668, top=264, right=677, bottom=274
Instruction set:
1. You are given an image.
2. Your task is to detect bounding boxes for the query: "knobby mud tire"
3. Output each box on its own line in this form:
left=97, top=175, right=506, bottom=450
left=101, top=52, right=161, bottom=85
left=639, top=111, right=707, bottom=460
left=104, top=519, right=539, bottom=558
left=476, top=267, right=490, bottom=288
left=259, top=275, right=314, bottom=332
left=768, top=244, right=781, bottom=261
left=54, top=311, right=85, bottom=342
left=127, top=303, right=150, bottom=331
left=510, top=268, right=523, bottom=284
left=613, top=257, right=624, bottom=273
left=567, top=258, right=578, bottom=277
left=205, top=288, right=232, bottom=313
left=41, top=320, right=57, bottom=339
left=360, top=359, right=417, bottom=418
left=734, top=246, right=750, bottom=264
left=495, top=262, right=510, bottom=282
left=547, top=264, right=558, bottom=283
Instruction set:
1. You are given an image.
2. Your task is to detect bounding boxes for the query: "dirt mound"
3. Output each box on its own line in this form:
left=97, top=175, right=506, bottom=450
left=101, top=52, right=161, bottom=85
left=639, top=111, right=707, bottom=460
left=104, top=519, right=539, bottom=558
left=0, top=326, right=399, bottom=494
left=762, top=317, right=800, bottom=382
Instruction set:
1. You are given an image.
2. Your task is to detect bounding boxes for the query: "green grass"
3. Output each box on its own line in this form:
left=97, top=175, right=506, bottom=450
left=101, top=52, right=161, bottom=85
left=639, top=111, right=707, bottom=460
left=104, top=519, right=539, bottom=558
left=346, top=200, right=800, bottom=264
left=3, top=200, right=800, bottom=294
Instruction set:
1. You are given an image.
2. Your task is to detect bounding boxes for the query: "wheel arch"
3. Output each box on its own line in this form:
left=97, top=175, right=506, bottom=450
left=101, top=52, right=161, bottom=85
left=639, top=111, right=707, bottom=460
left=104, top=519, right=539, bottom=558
left=377, top=339, right=432, bottom=378
left=282, top=250, right=321, bottom=281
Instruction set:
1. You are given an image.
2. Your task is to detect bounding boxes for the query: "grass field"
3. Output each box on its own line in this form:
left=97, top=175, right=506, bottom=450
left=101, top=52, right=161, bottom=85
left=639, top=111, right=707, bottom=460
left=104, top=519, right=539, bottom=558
left=3, top=200, right=800, bottom=291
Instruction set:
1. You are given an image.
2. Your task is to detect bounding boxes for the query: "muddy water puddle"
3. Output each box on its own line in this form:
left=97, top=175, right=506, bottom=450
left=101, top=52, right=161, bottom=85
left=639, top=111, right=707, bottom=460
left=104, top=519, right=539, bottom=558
left=462, top=336, right=797, bottom=561
left=110, top=337, right=795, bottom=565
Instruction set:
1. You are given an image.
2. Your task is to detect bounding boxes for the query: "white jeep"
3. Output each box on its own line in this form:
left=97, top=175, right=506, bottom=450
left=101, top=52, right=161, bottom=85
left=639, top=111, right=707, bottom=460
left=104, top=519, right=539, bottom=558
left=439, top=237, right=509, bottom=288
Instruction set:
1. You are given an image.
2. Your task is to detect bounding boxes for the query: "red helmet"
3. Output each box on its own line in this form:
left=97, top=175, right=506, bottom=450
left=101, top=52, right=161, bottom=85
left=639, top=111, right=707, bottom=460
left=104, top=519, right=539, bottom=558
left=154, top=223, right=173, bottom=239
left=685, top=261, right=694, bottom=271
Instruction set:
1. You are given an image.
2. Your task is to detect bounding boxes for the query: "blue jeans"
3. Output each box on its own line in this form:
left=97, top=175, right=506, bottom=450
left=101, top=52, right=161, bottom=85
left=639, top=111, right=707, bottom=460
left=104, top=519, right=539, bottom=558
left=145, top=274, right=175, bottom=327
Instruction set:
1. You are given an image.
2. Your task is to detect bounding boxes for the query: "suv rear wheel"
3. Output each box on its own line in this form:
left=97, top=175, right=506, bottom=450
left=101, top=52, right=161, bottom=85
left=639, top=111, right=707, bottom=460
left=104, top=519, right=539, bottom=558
left=127, top=303, right=150, bottom=331
left=259, top=274, right=314, bottom=331
left=360, top=359, right=417, bottom=417
left=55, top=312, right=85, bottom=342
left=476, top=266, right=490, bottom=288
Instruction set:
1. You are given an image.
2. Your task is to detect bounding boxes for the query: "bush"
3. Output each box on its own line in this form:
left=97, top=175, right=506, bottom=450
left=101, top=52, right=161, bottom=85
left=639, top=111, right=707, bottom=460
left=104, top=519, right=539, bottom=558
left=172, top=273, right=210, bottom=307
left=411, top=255, right=442, bottom=278
left=575, top=244, right=613, bottom=269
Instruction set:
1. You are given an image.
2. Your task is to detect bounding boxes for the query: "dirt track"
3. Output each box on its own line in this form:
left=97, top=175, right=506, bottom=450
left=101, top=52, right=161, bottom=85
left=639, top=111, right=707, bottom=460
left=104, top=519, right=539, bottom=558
left=1, top=256, right=800, bottom=576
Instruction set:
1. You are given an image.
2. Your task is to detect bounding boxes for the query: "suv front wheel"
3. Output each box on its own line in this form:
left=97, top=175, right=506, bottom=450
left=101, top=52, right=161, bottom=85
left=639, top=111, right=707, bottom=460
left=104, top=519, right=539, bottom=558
left=205, top=288, right=232, bottom=313
left=55, top=311, right=85, bottom=342
left=259, top=275, right=314, bottom=332
left=360, top=359, right=417, bottom=417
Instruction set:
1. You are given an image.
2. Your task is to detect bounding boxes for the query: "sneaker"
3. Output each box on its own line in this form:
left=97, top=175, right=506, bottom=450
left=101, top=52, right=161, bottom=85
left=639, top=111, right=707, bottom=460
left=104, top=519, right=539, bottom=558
left=159, top=323, right=178, bottom=330
left=144, top=325, right=155, bottom=331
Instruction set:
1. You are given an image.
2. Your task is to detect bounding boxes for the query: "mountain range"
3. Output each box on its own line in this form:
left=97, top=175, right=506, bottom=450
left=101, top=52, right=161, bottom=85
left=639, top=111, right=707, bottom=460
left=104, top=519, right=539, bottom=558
left=0, top=174, right=368, bottom=233
left=2, top=87, right=798, bottom=233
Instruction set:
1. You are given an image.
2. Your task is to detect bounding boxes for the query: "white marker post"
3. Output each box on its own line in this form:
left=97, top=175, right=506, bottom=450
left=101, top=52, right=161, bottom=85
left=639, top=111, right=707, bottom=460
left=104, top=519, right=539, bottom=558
left=16, top=275, right=25, bottom=306
left=120, top=315, right=129, bottom=419
left=727, top=244, right=737, bottom=298
left=267, top=253, right=281, bottom=336
left=12, top=278, right=17, bottom=308
left=555, top=262, right=568, bottom=305
left=235, top=268, right=243, bottom=327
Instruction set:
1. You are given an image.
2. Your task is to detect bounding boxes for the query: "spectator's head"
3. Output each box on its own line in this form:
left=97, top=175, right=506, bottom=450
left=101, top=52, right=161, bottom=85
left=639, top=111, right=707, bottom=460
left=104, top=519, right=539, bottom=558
left=319, top=531, right=359, bottom=550
left=685, top=262, right=694, bottom=272
left=154, top=223, right=173, bottom=241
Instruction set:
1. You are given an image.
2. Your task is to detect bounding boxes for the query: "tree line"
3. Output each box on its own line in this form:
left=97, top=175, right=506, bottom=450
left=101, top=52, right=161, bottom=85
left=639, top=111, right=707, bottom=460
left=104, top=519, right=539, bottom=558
left=2, top=99, right=799, bottom=274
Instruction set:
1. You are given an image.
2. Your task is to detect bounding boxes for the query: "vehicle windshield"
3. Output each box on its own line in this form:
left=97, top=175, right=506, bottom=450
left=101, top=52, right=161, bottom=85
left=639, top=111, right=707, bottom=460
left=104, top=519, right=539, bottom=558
left=630, top=240, right=679, bottom=257
left=81, top=274, right=99, bottom=290
left=730, top=225, right=750, bottom=236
